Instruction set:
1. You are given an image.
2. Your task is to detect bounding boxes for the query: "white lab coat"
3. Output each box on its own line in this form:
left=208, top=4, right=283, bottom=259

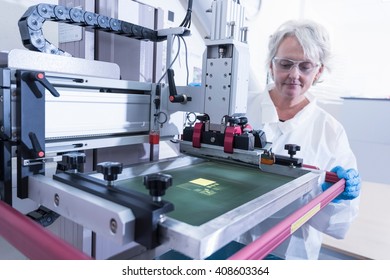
left=239, top=84, right=360, bottom=259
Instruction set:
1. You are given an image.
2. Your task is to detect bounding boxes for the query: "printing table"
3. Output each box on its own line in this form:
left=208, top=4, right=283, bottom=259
left=88, top=155, right=320, bottom=259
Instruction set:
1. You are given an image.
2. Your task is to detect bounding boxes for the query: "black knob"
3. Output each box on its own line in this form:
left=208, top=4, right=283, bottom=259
left=96, top=162, right=123, bottom=182
left=238, top=116, right=248, bottom=126
left=196, top=114, right=210, bottom=122
left=62, top=152, right=86, bottom=171
left=284, top=144, right=301, bottom=158
left=228, top=116, right=239, bottom=125
left=143, top=173, right=172, bottom=202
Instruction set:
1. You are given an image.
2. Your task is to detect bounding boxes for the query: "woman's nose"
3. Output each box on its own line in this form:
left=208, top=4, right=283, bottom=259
left=288, top=65, right=300, bottom=79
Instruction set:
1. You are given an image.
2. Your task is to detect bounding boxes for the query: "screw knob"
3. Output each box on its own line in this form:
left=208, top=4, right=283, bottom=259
left=96, top=162, right=123, bottom=182
left=143, top=173, right=172, bottom=202
left=62, top=152, right=86, bottom=171
left=284, top=144, right=301, bottom=158
left=237, top=116, right=248, bottom=126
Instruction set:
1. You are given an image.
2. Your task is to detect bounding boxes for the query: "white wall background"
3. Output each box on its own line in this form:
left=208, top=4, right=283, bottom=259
left=0, top=0, right=59, bottom=51
left=243, top=0, right=390, bottom=99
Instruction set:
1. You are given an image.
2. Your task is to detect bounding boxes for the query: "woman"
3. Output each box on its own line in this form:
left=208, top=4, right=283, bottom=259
left=241, top=19, right=361, bottom=259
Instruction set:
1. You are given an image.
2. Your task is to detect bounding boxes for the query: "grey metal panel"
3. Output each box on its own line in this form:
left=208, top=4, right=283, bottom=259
left=96, top=0, right=161, bottom=82
left=58, top=0, right=95, bottom=59
left=45, top=90, right=150, bottom=139
left=2, top=49, right=120, bottom=79
left=45, top=135, right=150, bottom=154
left=3, top=60, right=153, bottom=153
left=28, top=174, right=136, bottom=245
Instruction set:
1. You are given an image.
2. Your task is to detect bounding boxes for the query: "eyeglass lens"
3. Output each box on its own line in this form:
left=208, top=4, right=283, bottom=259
left=273, top=58, right=317, bottom=74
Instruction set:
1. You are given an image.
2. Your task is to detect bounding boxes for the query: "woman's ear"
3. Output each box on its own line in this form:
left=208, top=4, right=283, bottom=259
left=269, top=63, right=275, bottom=80
left=313, top=64, right=324, bottom=84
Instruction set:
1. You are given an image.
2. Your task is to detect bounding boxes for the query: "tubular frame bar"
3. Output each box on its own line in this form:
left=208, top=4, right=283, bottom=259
left=228, top=173, right=345, bottom=260
left=0, top=200, right=91, bottom=260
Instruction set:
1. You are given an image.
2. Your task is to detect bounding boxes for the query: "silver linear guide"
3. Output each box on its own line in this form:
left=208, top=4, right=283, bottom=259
left=165, top=0, right=250, bottom=134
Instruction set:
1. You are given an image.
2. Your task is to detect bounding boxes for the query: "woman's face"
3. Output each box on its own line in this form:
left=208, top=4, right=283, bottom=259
left=270, top=36, right=323, bottom=101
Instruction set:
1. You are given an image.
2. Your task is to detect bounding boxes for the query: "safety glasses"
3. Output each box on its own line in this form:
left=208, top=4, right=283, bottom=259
left=272, top=57, right=319, bottom=75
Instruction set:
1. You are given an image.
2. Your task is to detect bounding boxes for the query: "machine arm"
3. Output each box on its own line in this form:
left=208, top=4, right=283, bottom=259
left=18, top=3, right=167, bottom=56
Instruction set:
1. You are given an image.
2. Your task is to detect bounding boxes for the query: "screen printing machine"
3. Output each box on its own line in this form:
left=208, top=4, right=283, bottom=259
left=0, top=1, right=344, bottom=260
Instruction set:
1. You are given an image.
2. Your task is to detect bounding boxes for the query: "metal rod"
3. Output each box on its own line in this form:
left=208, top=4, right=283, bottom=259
left=228, top=174, right=345, bottom=260
left=0, top=200, right=91, bottom=260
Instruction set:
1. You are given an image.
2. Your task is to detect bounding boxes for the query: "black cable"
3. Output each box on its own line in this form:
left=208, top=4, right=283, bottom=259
left=179, top=0, right=193, bottom=28
left=157, top=35, right=181, bottom=84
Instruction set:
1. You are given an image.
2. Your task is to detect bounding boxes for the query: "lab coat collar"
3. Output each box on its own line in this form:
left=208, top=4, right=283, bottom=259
left=261, top=84, right=318, bottom=134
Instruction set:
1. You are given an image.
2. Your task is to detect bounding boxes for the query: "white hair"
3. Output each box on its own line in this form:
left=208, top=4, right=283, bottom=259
left=266, top=19, right=331, bottom=72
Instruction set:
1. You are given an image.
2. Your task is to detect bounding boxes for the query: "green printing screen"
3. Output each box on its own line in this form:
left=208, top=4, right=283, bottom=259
left=117, top=161, right=293, bottom=226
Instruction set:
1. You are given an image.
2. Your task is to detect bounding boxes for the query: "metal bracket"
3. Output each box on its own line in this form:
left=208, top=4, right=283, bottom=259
left=23, top=156, right=62, bottom=167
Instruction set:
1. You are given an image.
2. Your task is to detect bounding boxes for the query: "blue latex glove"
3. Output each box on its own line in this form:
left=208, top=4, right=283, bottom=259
left=322, top=166, right=361, bottom=202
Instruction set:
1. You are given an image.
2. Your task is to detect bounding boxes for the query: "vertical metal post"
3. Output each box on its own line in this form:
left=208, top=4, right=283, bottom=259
left=165, top=33, right=174, bottom=76
left=16, top=70, right=46, bottom=199
left=0, top=140, right=12, bottom=205
left=0, top=69, right=12, bottom=204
